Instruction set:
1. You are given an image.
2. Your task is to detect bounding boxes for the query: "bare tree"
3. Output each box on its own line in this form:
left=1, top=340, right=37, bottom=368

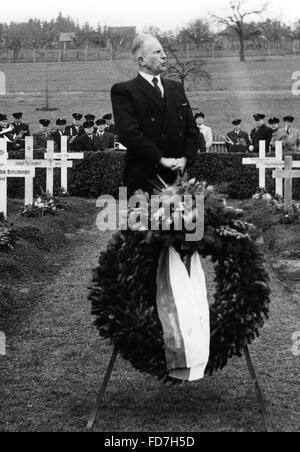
left=212, top=0, right=268, bottom=62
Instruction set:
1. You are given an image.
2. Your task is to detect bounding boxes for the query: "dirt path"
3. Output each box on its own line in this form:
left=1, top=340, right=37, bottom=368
left=0, top=211, right=299, bottom=432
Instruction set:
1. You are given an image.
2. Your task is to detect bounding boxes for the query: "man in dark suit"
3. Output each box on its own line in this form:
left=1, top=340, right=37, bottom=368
left=102, top=113, right=118, bottom=138
left=250, top=114, right=273, bottom=153
left=66, top=113, right=85, bottom=150
left=51, top=118, right=69, bottom=151
left=95, top=119, right=115, bottom=150
left=0, top=114, right=15, bottom=151
left=111, top=34, right=199, bottom=195
left=33, top=119, right=53, bottom=152
left=225, top=119, right=251, bottom=152
left=10, top=112, right=30, bottom=151
left=75, top=121, right=102, bottom=152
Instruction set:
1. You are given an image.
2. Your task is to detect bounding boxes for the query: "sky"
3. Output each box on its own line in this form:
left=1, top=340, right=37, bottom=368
left=1, top=0, right=300, bottom=31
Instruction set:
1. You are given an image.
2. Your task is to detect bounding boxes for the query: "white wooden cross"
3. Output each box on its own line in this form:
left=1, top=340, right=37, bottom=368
left=243, top=140, right=300, bottom=196
left=0, top=71, right=6, bottom=95
left=0, top=138, right=35, bottom=218
left=44, top=139, right=73, bottom=195
left=273, top=156, right=300, bottom=210
left=45, top=136, right=84, bottom=192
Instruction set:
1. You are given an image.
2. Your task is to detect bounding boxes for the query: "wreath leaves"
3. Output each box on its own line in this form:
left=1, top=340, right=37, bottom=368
left=89, top=192, right=271, bottom=383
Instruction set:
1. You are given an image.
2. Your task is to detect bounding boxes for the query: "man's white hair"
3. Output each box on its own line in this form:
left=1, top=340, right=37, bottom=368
left=131, top=34, right=158, bottom=61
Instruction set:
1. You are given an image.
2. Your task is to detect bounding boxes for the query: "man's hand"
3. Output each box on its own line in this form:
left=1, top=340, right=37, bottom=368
left=172, top=157, right=187, bottom=174
left=159, top=157, right=177, bottom=169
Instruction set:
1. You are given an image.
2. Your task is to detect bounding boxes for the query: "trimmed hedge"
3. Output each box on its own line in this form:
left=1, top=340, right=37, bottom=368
left=7, top=150, right=300, bottom=200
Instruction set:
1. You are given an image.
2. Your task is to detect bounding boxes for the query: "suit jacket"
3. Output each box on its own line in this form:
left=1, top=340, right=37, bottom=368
left=111, top=74, right=198, bottom=194
left=10, top=122, right=30, bottom=137
left=250, top=124, right=273, bottom=153
left=75, top=133, right=102, bottom=152
left=226, top=130, right=251, bottom=152
left=106, top=123, right=118, bottom=138
left=96, top=131, right=115, bottom=150
left=270, top=128, right=287, bottom=151
left=33, top=131, right=54, bottom=151
left=282, top=127, right=300, bottom=153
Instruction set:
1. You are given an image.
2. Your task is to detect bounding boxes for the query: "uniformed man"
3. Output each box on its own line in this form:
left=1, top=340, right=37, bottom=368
left=268, top=118, right=287, bottom=152
left=95, top=119, right=115, bottom=150
left=10, top=112, right=30, bottom=137
left=0, top=114, right=14, bottom=150
left=66, top=113, right=84, bottom=150
left=225, top=119, right=251, bottom=152
left=282, top=115, right=300, bottom=154
left=194, top=112, right=212, bottom=152
left=33, top=119, right=53, bottom=152
left=102, top=113, right=118, bottom=138
left=51, top=118, right=69, bottom=151
left=250, top=114, right=273, bottom=153
left=194, top=113, right=206, bottom=153
left=75, top=121, right=102, bottom=152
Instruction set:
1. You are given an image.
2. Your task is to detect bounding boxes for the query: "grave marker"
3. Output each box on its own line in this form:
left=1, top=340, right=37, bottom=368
left=0, top=139, right=35, bottom=218
left=44, top=139, right=72, bottom=195
left=273, top=156, right=300, bottom=210
left=243, top=141, right=300, bottom=195
left=0, top=72, right=6, bottom=95
left=45, top=136, right=83, bottom=191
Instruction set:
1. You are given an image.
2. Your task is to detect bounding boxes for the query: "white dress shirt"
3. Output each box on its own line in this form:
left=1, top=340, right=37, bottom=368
left=139, top=71, right=164, bottom=97
left=199, top=124, right=213, bottom=150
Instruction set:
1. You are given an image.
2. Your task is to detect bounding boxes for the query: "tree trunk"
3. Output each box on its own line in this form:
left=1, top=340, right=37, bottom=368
left=239, top=35, right=246, bottom=62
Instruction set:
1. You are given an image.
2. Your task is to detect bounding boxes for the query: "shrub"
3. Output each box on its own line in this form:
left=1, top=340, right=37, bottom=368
left=7, top=151, right=300, bottom=200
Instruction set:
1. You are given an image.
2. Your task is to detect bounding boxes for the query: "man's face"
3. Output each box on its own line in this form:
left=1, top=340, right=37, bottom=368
left=98, top=124, right=106, bottom=133
left=73, top=119, right=81, bottom=126
left=85, top=127, right=94, bottom=135
left=284, top=121, right=291, bottom=128
left=255, top=119, right=264, bottom=127
left=234, top=125, right=241, bottom=132
left=139, top=38, right=167, bottom=75
left=196, top=117, right=204, bottom=126
left=40, top=125, right=49, bottom=133
left=0, top=120, right=7, bottom=128
left=272, top=123, right=279, bottom=131
left=57, top=125, right=65, bottom=132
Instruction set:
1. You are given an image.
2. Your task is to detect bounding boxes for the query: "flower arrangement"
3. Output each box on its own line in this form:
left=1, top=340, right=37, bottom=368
left=22, top=191, right=58, bottom=218
left=54, top=186, right=70, bottom=197
left=252, top=190, right=299, bottom=225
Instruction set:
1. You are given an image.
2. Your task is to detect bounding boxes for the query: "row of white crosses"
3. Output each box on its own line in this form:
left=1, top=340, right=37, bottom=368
left=0, top=136, right=84, bottom=218
left=243, top=140, right=300, bottom=210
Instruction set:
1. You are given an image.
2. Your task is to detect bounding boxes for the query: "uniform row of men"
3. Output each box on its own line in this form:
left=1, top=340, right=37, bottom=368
left=1, top=111, right=299, bottom=155
left=0, top=112, right=118, bottom=152
left=196, top=112, right=300, bottom=153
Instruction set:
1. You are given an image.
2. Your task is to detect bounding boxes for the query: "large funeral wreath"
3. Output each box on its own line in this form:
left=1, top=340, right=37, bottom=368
left=89, top=181, right=270, bottom=382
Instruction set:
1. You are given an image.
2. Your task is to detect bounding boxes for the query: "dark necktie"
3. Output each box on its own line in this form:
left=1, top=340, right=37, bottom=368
left=152, top=77, right=163, bottom=98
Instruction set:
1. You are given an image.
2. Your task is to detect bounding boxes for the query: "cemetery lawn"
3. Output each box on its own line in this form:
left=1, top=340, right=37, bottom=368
left=0, top=198, right=299, bottom=432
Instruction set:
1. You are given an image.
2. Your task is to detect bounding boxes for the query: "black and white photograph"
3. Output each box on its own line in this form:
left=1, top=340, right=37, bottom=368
left=0, top=0, right=299, bottom=435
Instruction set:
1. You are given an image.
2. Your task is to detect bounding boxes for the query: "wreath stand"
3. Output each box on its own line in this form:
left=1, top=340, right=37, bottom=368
left=87, top=345, right=274, bottom=432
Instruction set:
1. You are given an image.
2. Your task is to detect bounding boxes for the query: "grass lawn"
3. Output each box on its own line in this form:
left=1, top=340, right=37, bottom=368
left=0, top=197, right=299, bottom=432
left=1, top=54, right=300, bottom=136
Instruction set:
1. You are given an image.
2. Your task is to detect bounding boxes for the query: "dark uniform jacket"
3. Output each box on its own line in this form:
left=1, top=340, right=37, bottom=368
left=106, top=123, right=118, bottom=139
left=111, top=74, right=199, bottom=194
left=66, top=125, right=84, bottom=150
left=75, top=133, right=102, bottom=152
left=226, top=129, right=251, bottom=152
left=51, top=130, right=70, bottom=151
left=11, top=122, right=30, bottom=137
left=33, top=131, right=54, bottom=151
left=250, top=124, right=273, bottom=153
left=96, top=131, right=115, bottom=150
left=197, top=130, right=206, bottom=153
